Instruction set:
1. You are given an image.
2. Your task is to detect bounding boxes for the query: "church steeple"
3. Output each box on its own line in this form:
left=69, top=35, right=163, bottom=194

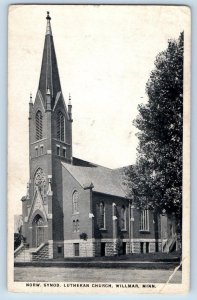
left=38, top=12, right=61, bottom=108
left=46, top=11, right=52, bottom=36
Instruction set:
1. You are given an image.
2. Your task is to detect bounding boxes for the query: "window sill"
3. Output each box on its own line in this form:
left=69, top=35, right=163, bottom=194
left=99, top=228, right=107, bottom=231
left=139, top=230, right=150, bottom=233
left=121, top=229, right=127, bottom=232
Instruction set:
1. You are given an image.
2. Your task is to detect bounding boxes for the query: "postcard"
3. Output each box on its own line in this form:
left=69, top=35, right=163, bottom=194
left=8, top=4, right=190, bottom=294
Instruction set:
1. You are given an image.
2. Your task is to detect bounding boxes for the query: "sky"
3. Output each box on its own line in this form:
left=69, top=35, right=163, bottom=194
left=8, top=5, right=188, bottom=214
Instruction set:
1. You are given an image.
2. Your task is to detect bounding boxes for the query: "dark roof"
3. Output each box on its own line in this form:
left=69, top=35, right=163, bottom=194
left=62, top=160, right=129, bottom=199
left=72, top=157, right=99, bottom=167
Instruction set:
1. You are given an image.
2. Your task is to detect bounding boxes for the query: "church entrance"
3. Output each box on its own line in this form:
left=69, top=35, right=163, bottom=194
left=32, top=215, right=45, bottom=247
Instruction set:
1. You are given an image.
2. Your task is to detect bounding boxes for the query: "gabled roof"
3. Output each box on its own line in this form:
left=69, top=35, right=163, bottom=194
left=62, top=160, right=129, bottom=199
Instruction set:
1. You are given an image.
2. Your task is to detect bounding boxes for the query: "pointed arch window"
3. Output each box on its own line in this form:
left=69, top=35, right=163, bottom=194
left=57, top=111, right=65, bottom=141
left=99, top=202, right=105, bottom=229
left=34, top=215, right=44, bottom=226
left=72, top=191, right=79, bottom=214
left=72, top=219, right=79, bottom=232
left=36, top=110, right=43, bottom=140
left=121, top=205, right=126, bottom=230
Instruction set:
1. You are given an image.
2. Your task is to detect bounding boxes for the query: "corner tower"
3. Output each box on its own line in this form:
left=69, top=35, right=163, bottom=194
left=22, top=12, right=72, bottom=259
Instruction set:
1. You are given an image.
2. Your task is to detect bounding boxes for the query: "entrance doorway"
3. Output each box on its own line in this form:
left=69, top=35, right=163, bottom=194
left=101, top=243, right=106, bottom=256
left=32, top=215, right=45, bottom=247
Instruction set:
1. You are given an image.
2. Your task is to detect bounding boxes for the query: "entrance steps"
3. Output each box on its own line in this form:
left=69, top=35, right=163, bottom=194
left=14, top=246, right=37, bottom=262
left=162, top=234, right=177, bottom=253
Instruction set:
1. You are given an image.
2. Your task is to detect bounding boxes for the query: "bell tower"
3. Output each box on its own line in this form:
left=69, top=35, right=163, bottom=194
left=22, top=12, right=72, bottom=258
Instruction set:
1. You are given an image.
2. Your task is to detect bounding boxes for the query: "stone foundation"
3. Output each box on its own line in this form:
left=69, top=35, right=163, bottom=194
left=63, top=239, right=163, bottom=257
left=64, top=239, right=119, bottom=257
left=133, top=241, right=141, bottom=253
left=32, top=243, right=49, bottom=261
left=48, top=240, right=53, bottom=259
left=149, top=242, right=155, bottom=252
left=64, top=240, right=96, bottom=257
left=80, top=241, right=95, bottom=257
left=64, top=242, right=74, bottom=257
left=131, top=239, right=163, bottom=253
left=126, top=241, right=131, bottom=254
left=105, top=241, right=115, bottom=256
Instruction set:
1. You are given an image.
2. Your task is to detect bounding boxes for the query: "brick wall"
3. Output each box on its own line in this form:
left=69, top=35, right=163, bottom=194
left=25, top=87, right=73, bottom=252
left=92, top=193, right=130, bottom=240
left=51, top=158, right=64, bottom=242
left=51, top=95, right=72, bottom=159
left=62, top=167, right=93, bottom=241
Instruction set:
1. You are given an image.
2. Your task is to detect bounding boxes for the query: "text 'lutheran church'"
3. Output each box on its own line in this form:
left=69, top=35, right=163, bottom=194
left=15, top=13, right=178, bottom=261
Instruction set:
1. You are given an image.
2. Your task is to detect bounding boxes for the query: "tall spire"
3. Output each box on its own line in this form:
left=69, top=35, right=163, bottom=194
left=38, top=12, right=61, bottom=108
left=46, top=11, right=52, bottom=36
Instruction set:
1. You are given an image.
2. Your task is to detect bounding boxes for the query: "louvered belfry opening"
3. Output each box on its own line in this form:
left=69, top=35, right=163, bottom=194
left=57, top=111, right=65, bottom=141
left=36, top=110, right=43, bottom=140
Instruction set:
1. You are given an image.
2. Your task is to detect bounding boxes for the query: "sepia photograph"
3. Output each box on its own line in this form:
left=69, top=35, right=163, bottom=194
left=8, top=5, right=190, bottom=294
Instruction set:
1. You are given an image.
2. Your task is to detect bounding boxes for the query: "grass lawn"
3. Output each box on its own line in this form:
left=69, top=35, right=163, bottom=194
left=14, top=266, right=182, bottom=283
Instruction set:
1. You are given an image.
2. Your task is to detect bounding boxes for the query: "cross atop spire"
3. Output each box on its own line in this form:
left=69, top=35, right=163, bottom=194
left=46, top=11, right=51, bottom=20
left=29, top=92, right=33, bottom=104
left=46, top=11, right=52, bottom=36
left=69, top=93, right=72, bottom=105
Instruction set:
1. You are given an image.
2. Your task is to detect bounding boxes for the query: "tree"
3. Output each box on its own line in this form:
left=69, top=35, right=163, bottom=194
left=125, top=32, right=183, bottom=220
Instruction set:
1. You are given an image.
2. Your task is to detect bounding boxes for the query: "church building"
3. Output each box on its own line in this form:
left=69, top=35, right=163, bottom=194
left=15, top=13, right=177, bottom=261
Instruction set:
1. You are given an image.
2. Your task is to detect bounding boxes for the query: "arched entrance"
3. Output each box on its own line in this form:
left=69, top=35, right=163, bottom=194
left=32, top=215, right=45, bottom=247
